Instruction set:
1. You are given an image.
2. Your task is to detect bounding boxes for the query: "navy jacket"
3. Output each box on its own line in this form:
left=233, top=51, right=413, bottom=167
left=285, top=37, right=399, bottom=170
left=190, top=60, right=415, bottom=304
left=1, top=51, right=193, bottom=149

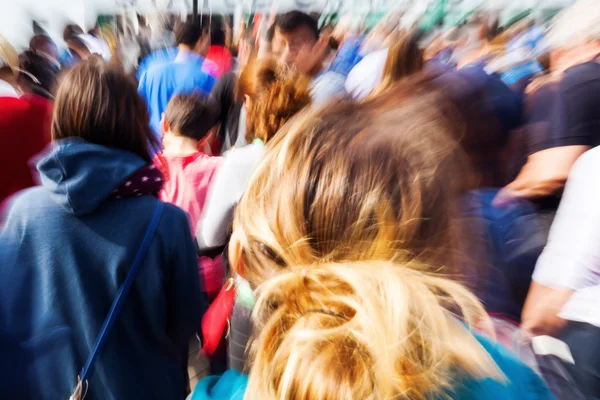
left=0, top=138, right=204, bottom=399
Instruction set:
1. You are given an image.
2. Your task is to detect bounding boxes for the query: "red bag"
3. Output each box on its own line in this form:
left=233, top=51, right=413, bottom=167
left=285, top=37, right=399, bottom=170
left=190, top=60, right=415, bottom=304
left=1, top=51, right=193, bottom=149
left=201, top=278, right=236, bottom=357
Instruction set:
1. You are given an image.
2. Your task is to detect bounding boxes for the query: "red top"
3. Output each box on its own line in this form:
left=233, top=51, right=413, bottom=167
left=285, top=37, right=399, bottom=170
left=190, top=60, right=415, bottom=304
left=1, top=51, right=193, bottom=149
left=205, top=45, right=233, bottom=79
left=157, top=152, right=224, bottom=299
left=157, top=152, right=222, bottom=234
left=0, top=94, right=52, bottom=206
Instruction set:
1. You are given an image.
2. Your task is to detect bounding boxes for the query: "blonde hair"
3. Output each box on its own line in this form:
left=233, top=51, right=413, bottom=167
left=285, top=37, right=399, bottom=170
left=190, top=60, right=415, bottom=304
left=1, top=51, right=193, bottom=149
left=370, top=29, right=424, bottom=97
left=234, top=77, right=497, bottom=399
left=234, top=76, right=473, bottom=288
left=247, top=261, right=502, bottom=400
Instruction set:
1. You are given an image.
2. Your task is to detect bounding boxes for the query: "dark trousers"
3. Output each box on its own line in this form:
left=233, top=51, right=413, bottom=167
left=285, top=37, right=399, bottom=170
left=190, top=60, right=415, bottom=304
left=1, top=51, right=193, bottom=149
left=560, top=322, right=600, bottom=399
left=227, top=301, right=252, bottom=373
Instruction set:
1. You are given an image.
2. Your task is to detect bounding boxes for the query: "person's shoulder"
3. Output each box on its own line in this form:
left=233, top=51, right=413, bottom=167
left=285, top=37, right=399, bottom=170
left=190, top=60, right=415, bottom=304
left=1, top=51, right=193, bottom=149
left=223, top=144, right=265, bottom=164
left=471, top=333, right=553, bottom=399
left=186, top=153, right=223, bottom=173
left=4, top=187, right=55, bottom=223
left=160, top=201, right=189, bottom=223
left=560, top=61, right=600, bottom=92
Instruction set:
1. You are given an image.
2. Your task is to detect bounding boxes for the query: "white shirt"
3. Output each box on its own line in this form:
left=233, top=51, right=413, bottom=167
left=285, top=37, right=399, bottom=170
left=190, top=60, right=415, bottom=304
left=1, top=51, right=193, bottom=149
left=345, top=48, right=388, bottom=102
left=0, top=80, right=19, bottom=98
left=197, top=142, right=266, bottom=249
left=533, top=147, right=600, bottom=327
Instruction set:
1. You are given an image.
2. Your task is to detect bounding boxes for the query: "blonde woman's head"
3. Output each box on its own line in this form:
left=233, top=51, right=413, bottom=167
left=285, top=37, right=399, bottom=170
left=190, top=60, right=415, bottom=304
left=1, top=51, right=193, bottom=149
left=234, top=76, right=500, bottom=400
left=232, top=75, right=472, bottom=289
left=247, top=261, right=501, bottom=400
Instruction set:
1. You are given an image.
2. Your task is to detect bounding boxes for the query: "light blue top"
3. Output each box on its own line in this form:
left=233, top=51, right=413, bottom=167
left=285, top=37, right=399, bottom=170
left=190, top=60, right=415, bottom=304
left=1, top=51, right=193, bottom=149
left=192, top=333, right=554, bottom=400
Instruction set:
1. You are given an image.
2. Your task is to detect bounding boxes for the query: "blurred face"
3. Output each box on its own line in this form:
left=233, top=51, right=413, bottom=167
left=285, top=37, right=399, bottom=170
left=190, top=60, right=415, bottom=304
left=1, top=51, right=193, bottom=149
left=272, top=26, right=317, bottom=67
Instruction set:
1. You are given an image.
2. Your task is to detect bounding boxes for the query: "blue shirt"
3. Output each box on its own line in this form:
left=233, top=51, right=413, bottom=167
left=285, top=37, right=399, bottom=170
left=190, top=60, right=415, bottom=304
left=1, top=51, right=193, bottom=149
left=138, top=50, right=216, bottom=137
left=328, top=36, right=364, bottom=77
left=137, top=47, right=178, bottom=81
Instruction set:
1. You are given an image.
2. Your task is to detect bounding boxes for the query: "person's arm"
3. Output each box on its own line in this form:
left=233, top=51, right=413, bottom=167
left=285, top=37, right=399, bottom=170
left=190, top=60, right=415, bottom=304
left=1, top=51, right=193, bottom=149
left=522, top=150, right=600, bottom=336
left=198, top=145, right=266, bottom=250
left=522, top=283, right=573, bottom=336
left=210, top=73, right=235, bottom=126
left=166, top=206, right=205, bottom=347
left=499, top=145, right=588, bottom=201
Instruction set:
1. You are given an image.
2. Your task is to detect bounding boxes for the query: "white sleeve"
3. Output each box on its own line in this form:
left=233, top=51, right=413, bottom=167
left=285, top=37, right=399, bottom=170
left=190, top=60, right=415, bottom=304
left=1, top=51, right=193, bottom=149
left=533, top=149, right=600, bottom=290
left=345, top=48, right=388, bottom=102
left=197, top=145, right=265, bottom=249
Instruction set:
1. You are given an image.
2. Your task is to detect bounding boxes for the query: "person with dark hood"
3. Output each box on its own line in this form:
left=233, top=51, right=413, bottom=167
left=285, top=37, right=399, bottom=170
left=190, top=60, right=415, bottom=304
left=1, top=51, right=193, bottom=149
left=2, top=57, right=203, bottom=399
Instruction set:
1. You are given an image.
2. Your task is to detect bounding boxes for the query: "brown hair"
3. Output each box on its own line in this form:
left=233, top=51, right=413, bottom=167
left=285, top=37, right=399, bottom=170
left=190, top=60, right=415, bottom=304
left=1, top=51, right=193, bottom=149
left=165, top=93, right=219, bottom=140
left=244, top=62, right=311, bottom=143
left=52, top=56, right=158, bottom=162
left=235, top=54, right=259, bottom=101
left=371, top=29, right=424, bottom=97
left=234, top=74, right=473, bottom=289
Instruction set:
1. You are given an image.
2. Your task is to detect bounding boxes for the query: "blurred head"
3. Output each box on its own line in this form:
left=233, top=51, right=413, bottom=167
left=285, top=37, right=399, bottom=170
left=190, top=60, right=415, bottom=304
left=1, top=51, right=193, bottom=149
left=66, top=36, right=91, bottom=62
left=52, top=57, right=158, bottom=162
left=238, top=80, right=501, bottom=399
left=232, top=76, right=472, bottom=289
left=210, top=28, right=226, bottom=47
left=546, top=0, right=600, bottom=69
left=371, top=29, right=424, bottom=97
left=174, top=20, right=210, bottom=56
left=244, top=61, right=311, bottom=144
left=0, top=35, right=19, bottom=84
left=63, top=24, right=83, bottom=42
left=331, top=14, right=361, bottom=44
left=272, top=11, right=319, bottom=67
left=29, top=35, right=59, bottom=63
left=360, top=11, right=401, bottom=55
left=162, top=93, right=219, bottom=144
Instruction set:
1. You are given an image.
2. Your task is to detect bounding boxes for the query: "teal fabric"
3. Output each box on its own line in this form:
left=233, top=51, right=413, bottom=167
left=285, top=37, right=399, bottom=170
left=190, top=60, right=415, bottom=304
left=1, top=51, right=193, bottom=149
left=192, top=369, right=247, bottom=400
left=191, top=334, right=553, bottom=400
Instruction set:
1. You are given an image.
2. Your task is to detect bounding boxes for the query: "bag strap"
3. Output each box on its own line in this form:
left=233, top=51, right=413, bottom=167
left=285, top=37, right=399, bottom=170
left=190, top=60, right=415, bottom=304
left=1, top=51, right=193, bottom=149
left=79, top=201, right=164, bottom=383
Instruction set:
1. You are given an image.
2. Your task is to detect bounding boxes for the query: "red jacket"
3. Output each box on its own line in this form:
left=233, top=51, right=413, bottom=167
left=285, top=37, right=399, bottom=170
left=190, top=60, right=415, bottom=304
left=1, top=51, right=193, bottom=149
left=0, top=93, right=52, bottom=206
left=205, top=45, right=233, bottom=79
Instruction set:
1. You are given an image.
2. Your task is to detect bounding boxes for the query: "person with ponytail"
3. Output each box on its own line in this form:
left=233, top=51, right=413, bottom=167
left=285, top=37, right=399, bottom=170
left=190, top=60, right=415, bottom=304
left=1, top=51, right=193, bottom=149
left=197, top=60, right=311, bottom=251
left=191, top=77, right=552, bottom=399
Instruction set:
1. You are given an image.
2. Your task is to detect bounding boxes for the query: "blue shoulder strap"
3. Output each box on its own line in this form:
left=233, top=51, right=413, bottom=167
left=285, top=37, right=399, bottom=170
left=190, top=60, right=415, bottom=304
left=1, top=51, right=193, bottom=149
left=79, top=201, right=164, bottom=383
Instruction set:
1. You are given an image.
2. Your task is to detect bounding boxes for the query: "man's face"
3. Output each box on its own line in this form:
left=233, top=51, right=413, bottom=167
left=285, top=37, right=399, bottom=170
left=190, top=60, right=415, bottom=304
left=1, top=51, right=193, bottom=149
left=272, top=26, right=317, bottom=68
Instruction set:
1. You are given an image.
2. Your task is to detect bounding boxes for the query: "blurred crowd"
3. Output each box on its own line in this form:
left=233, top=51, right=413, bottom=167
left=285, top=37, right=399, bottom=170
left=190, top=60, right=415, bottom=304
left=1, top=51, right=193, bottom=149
left=1, top=0, right=600, bottom=399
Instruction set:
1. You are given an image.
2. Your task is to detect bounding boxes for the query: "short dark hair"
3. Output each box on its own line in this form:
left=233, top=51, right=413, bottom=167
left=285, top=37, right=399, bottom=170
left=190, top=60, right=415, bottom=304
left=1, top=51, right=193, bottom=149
left=29, top=34, right=57, bottom=54
left=266, top=23, right=276, bottom=43
left=174, top=20, right=206, bottom=46
left=211, top=29, right=226, bottom=46
left=275, top=11, right=319, bottom=39
left=165, top=93, right=219, bottom=140
left=52, top=57, right=159, bottom=162
left=63, top=24, right=83, bottom=41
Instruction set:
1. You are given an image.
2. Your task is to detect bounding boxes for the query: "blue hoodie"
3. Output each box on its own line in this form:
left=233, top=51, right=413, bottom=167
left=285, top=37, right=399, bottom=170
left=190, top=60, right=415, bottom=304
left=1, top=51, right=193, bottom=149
left=0, top=138, right=204, bottom=400
left=192, top=334, right=553, bottom=400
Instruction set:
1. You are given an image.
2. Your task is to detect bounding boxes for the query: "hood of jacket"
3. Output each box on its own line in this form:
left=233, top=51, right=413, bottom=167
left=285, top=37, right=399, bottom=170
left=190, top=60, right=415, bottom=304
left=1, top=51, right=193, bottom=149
left=37, top=138, right=147, bottom=216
